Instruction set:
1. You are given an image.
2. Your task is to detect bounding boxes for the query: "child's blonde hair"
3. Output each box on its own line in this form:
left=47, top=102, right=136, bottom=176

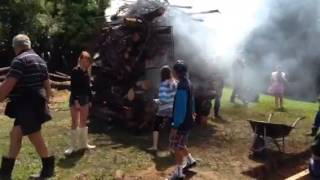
left=78, top=51, right=92, bottom=65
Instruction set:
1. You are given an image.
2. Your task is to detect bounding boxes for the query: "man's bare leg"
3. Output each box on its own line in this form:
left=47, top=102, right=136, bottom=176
left=7, top=126, right=23, bottom=158
left=28, top=131, right=48, bottom=158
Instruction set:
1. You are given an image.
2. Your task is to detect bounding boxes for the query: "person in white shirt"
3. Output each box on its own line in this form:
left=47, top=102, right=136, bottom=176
left=268, top=65, right=287, bottom=110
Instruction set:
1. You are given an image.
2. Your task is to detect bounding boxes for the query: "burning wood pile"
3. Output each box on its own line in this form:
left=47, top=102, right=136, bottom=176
left=90, top=0, right=173, bottom=132
left=89, top=0, right=221, bottom=132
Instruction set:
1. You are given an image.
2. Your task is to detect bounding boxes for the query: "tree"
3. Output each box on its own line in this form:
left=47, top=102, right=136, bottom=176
left=0, top=0, right=109, bottom=71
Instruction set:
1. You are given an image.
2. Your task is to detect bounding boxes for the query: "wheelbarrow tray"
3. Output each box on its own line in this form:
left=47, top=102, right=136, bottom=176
left=248, top=120, right=293, bottom=139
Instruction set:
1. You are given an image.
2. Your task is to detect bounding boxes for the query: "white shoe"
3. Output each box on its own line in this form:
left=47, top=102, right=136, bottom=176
left=78, top=127, right=96, bottom=150
left=147, top=146, right=157, bottom=151
left=64, top=129, right=78, bottom=156
left=169, top=169, right=185, bottom=180
left=183, top=160, right=197, bottom=172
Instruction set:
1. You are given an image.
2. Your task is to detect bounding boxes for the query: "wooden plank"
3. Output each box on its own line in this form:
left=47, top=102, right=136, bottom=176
left=0, top=67, right=9, bottom=76
left=55, top=71, right=70, bottom=78
left=50, top=80, right=70, bottom=90
left=285, top=169, right=309, bottom=180
left=49, top=73, right=71, bottom=81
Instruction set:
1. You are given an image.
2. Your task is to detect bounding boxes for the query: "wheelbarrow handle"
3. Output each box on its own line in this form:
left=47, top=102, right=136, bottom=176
left=291, top=116, right=306, bottom=127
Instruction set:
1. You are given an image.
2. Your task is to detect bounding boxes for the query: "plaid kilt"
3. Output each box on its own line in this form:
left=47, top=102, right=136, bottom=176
left=169, top=131, right=189, bottom=151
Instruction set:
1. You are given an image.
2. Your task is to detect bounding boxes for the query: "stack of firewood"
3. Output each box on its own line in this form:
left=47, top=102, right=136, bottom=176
left=89, top=0, right=221, bottom=132
left=0, top=66, right=71, bottom=90
left=89, top=0, right=173, bottom=132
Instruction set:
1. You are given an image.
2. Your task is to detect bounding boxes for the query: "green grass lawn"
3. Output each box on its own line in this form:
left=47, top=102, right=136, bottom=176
left=0, top=89, right=318, bottom=179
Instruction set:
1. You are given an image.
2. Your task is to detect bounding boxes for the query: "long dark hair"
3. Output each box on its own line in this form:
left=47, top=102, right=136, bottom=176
left=173, top=60, right=188, bottom=80
left=160, top=65, right=172, bottom=82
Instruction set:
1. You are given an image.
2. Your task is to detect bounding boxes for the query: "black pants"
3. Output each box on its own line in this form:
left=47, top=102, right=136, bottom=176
left=153, top=116, right=171, bottom=131
left=230, top=87, right=240, bottom=102
left=214, top=96, right=221, bottom=116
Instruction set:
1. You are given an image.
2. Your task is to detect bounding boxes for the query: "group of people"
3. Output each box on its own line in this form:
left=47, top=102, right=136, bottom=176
left=147, top=62, right=197, bottom=179
left=0, top=34, right=196, bottom=180
left=1, top=34, right=319, bottom=180
left=0, top=34, right=96, bottom=180
left=230, top=58, right=288, bottom=110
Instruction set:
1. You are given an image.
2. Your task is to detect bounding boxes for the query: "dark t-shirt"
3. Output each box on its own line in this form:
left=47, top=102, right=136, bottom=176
left=7, top=49, right=49, bottom=97
left=70, top=66, right=92, bottom=99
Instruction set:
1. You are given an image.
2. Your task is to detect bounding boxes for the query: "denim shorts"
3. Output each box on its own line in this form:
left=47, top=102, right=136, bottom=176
left=69, top=95, right=90, bottom=107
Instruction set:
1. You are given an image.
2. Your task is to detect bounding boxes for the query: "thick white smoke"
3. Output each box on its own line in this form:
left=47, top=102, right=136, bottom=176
left=105, top=0, right=320, bottom=100
left=168, top=0, right=267, bottom=63
left=244, top=0, right=320, bottom=100
left=105, top=0, right=267, bottom=64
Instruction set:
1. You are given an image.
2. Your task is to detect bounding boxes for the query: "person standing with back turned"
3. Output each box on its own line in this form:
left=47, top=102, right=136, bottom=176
left=269, top=65, right=287, bottom=110
left=148, top=65, right=177, bottom=151
left=168, top=60, right=196, bottom=180
left=0, top=34, right=54, bottom=179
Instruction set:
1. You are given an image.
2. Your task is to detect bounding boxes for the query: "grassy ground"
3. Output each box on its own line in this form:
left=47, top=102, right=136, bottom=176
left=0, top=88, right=318, bottom=179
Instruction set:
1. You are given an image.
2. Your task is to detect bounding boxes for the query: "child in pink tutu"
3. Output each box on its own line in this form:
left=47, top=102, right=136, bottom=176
left=269, top=65, right=287, bottom=110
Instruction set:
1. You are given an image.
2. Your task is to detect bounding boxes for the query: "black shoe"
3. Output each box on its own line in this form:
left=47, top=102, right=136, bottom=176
left=168, top=172, right=185, bottom=180
left=214, top=114, right=222, bottom=119
left=29, top=156, right=55, bottom=180
left=183, top=161, right=197, bottom=172
left=0, top=157, right=15, bottom=180
left=307, top=127, right=318, bottom=136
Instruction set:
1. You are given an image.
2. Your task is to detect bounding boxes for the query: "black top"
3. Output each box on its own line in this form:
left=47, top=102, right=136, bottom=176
left=7, top=49, right=49, bottom=97
left=70, top=66, right=92, bottom=100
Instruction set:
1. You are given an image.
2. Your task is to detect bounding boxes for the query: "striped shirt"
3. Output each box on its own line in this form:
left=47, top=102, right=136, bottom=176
left=157, top=79, right=177, bottom=117
left=7, top=49, right=49, bottom=97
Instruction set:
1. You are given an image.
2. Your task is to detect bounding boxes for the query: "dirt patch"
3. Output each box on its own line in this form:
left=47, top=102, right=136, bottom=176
left=49, top=90, right=70, bottom=111
left=126, top=165, right=218, bottom=180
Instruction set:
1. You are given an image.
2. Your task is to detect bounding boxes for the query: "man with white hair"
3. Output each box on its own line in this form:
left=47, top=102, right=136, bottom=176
left=0, top=34, right=54, bottom=179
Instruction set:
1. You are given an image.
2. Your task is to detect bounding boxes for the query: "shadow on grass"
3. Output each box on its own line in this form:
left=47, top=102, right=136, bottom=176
left=88, top=118, right=217, bottom=172
left=242, top=149, right=311, bottom=180
left=209, top=116, right=230, bottom=124
left=185, top=170, right=197, bottom=179
left=57, top=151, right=85, bottom=169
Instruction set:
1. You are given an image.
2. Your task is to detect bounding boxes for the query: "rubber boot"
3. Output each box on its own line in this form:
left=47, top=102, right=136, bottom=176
left=29, top=156, right=55, bottom=180
left=78, top=127, right=96, bottom=150
left=307, top=127, right=319, bottom=137
left=147, top=131, right=159, bottom=151
left=64, top=129, right=78, bottom=156
left=0, top=157, right=15, bottom=180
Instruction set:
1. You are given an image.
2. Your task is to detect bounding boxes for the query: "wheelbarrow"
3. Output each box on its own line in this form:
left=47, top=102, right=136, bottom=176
left=248, top=113, right=305, bottom=153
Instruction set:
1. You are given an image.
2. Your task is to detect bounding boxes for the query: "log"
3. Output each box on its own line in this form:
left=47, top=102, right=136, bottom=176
left=50, top=80, right=70, bottom=90
left=0, top=75, right=6, bottom=81
left=49, top=73, right=71, bottom=81
left=187, top=9, right=220, bottom=15
left=55, top=71, right=70, bottom=78
left=0, top=67, right=9, bottom=76
left=285, top=169, right=309, bottom=180
left=170, top=5, right=192, bottom=9
left=0, top=67, right=71, bottom=82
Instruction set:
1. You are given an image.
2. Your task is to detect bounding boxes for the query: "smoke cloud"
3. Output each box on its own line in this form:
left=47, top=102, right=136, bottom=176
left=105, top=0, right=320, bottom=100
left=243, top=0, right=320, bottom=100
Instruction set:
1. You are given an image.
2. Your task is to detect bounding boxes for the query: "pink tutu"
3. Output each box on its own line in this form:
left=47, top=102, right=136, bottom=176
left=269, top=82, right=284, bottom=96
